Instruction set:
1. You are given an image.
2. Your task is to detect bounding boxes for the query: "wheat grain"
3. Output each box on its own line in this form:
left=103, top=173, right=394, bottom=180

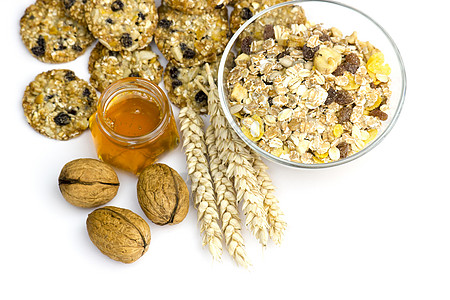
left=205, top=125, right=251, bottom=267
left=179, top=106, right=223, bottom=260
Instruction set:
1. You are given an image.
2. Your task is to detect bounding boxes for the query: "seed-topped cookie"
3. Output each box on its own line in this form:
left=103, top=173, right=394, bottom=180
left=20, top=0, right=95, bottom=63
left=154, top=5, right=230, bottom=68
left=85, top=0, right=158, bottom=51
left=88, top=42, right=163, bottom=92
left=22, top=69, right=98, bottom=140
left=163, top=0, right=231, bottom=14
left=63, top=0, right=88, bottom=25
left=163, top=54, right=234, bottom=114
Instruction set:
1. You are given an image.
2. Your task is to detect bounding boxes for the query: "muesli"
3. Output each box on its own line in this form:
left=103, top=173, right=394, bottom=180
left=226, top=20, right=392, bottom=164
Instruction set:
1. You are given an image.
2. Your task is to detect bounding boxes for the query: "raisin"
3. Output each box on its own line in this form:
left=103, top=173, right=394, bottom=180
left=169, top=67, right=179, bottom=79
left=64, top=71, right=76, bottom=82
left=31, top=35, right=46, bottom=57
left=82, top=88, right=91, bottom=98
left=111, top=0, right=124, bottom=11
left=369, top=109, right=388, bottom=121
left=44, top=94, right=55, bottom=101
left=67, top=109, right=77, bottom=115
left=54, top=112, right=71, bottom=126
left=345, top=53, right=360, bottom=65
left=325, top=87, right=337, bottom=105
left=129, top=72, right=140, bottom=77
left=337, top=106, right=353, bottom=123
left=106, top=18, right=113, bottom=24
left=332, top=64, right=345, bottom=76
left=194, top=91, right=208, bottom=103
left=63, top=0, right=75, bottom=9
left=240, top=7, right=253, bottom=20
left=182, top=47, right=196, bottom=59
left=171, top=79, right=182, bottom=89
left=268, top=97, right=273, bottom=106
left=302, top=45, right=319, bottom=60
left=109, top=50, right=119, bottom=56
left=158, top=19, right=173, bottom=29
left=337, top=142, right=351, bottom=158
left=319, top=33, right=331, bottom=42
left=72, top=44, right=83, bottom=52
left=264, top=25, right=275, bottom=40
left=179, top=43, right=187, bottom=51
left=138, top=12, right=146, bottom=20
left=334, top=90, right=353, bottom=105
left=215, top=4, right=224, bottom=9
left=120, top=33, right=133, bottom=48
left=276, top=50, right=289, bottom=60
left=241, top=36, right=253, bottom=55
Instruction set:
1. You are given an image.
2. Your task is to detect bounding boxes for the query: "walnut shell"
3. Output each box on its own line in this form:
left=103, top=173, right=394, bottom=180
left=58, top=158, right=119, bottom=208
left=86, top=206, right=151, bottom=263
left=137, top=163, right=189, bottom=225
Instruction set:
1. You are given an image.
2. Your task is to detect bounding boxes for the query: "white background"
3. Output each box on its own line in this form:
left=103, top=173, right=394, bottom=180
left=2, top=1, right=449, bottom=299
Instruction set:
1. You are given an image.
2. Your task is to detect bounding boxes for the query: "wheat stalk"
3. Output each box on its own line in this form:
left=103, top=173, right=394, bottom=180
left=204, top=64, right=269, bottom=247
left=205, top=125, right=251, bottom=267
left=179, top=106, right=223, bottom=260
left=252, top=154, right=287, bottom=245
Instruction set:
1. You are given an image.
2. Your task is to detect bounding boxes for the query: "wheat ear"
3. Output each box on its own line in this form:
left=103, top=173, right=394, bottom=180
left=179, top=106, right=223, bottom=260
left=204, top=63, right=269, bottom=247
left=205, top=125, right=251, bottom=267
left=252, top=154, right=287, bottom=245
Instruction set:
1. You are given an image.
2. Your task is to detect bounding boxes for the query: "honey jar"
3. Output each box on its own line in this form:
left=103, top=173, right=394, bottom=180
left=89, top=78, right=179, bottom=175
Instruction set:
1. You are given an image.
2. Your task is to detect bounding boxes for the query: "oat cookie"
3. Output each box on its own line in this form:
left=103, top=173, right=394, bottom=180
left=85, top=0, right=158, bottom=51
left=63, top=0, right=88, bottom=25
left=230, top=0, right=306, bottom=34
left=20, top=0, right=95, bottom=63
left=163, top=0, right=231, bottom=14
left=154, top=5, right=230, bottom=68
left=88, top=42, right=163, bottom=92
left=164, top=54, right=234, bottom=114
left=23, top=69, right=98, bottom=140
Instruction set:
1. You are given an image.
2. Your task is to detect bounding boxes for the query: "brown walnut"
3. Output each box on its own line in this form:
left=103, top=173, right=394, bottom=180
left=137, top=163, right=189, bottom=225
left=58, top=158, right=119, bottom=208
left=86, top=206, right=151, bottom=263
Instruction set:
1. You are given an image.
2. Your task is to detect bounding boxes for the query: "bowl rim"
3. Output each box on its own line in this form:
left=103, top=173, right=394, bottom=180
left=218, top=0, right=407, bottom=169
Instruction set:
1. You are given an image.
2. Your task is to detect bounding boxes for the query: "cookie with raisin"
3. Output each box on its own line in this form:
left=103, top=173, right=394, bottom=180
left=154, top=4, right=230, bottom=68
left=163, top=0, right=231, bottom=14
left=22, top=69, right=98, bottom=140
left=85, top=0, right=158, bottom=51
left=20, top=0, right=94, bottom=63
left=63, top=0, right=88, bottom=25
left=88, top=42, right=163, bottom=92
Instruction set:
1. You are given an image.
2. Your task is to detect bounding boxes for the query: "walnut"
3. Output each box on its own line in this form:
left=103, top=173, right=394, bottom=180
left=86, top=206, right=151, bottom=263
left=58, top=158, right=119, bottom=208
left=137, top=163, right=189, bottom=225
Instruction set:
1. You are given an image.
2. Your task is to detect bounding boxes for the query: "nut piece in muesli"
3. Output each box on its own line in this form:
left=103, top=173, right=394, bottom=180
left=163, top=0, right=231, bottom=14
left=85, top=0, right=158, bottom=51
left=154, top=4, right=230, bottom=67
left=22, top=69, right=98, bottom=140
left=20, top=0, right=94, bottom=63
left=226, top=22, right=392, bottom=164
left=63, top=0, right=88, bottom=25
left=88, top=42, right=163, bottom=92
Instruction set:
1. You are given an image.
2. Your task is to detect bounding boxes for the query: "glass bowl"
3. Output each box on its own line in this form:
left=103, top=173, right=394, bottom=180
left=218, top=0, right=406, bottom=168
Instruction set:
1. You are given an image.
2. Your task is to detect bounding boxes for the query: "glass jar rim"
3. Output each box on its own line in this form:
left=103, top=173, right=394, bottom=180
left=96, top=77, right=170, bottom=146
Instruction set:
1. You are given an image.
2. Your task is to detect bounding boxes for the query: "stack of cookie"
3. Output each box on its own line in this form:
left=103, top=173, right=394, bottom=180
left=20, top=0, right=164, bottom=140
left=154, top=0, right=231, bottom=114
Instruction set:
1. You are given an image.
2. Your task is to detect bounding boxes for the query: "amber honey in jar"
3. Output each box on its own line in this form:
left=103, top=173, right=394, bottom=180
left=89, top=77, right=179, bottom=174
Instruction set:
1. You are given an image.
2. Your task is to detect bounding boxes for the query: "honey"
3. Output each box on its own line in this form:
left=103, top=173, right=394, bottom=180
left=89, top=78, right=179, bottom=175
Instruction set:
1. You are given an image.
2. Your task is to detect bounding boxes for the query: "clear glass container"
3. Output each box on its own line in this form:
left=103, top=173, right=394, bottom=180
left=218, top=0, right=407, bottom=169
left=89, top=78, right=179, bottom=175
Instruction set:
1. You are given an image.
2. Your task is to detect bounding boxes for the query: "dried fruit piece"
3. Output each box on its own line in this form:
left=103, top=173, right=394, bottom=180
left=338, top=105, right=353, bottom=123
left=120, top=33, right=133, bottom=48
left=54, top=112, right=71, bottom=126
left=302, top=44, right=319, bottom=60
left=241, top=7, right=253, bottom=20
left=111, top=0, right=124, bottom=12
left=337, top=142, right=351, bottom=158
left=241, top=36, right=254, bottom=55
left=158, top=19, right=173, bottom=29
left=264, top=25, right=275, bottom=40
left=369, top=109, right=388, bottom=121
left=334, top=89, right=353, bottom=105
